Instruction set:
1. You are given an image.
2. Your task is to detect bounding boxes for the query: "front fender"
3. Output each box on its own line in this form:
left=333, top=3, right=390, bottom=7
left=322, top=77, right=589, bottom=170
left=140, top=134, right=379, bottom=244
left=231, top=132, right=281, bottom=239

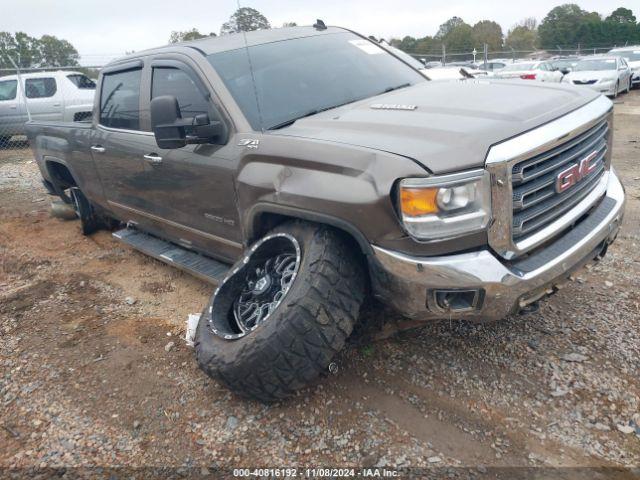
left=235, top=135, right=428, bottom=252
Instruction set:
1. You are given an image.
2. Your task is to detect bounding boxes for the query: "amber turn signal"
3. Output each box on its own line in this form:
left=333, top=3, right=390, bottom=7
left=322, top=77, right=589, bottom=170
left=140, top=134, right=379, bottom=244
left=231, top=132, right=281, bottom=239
left=400, top=187, right=439, bottom=217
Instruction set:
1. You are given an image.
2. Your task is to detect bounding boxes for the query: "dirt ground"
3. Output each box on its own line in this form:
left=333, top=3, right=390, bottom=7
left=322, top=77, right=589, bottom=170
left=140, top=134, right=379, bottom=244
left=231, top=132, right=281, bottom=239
left=1, top=91, right=639, bottom=477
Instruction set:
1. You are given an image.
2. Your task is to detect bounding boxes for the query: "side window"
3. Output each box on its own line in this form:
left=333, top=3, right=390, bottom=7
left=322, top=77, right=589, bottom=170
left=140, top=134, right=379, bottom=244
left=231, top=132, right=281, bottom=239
left=151, top=67, right=213, bottom=119
left=0, top=80, right=17, bottom=101
left=67, top=74, right=96, bottom=89
left=99, top=68, right=142, bottom=131
left=25, top=77, right=57, bottom=98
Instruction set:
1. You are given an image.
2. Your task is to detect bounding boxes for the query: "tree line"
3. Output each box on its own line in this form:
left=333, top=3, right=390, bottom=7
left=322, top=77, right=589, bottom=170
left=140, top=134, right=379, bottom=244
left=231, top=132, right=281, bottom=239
left=0, top=32, right=79, bottom=69
left=1, top=4, right=638, bottom=70
left=393, top=5, right=640, bottom=54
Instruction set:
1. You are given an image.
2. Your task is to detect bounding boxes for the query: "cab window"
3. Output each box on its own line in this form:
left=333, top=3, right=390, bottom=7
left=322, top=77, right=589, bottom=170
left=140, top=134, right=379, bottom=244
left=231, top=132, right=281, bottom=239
left=0, top=79, right=17, bottom=101
left=99, top=68, right=142, bottom=131
left=25, top=77, right=57, bottom=98
left=151, top=67, right=212, bottom=119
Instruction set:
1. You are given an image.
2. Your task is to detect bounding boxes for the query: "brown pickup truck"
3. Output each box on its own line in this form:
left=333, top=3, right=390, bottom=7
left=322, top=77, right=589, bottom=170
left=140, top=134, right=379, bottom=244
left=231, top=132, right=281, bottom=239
left=26, top=26, right=625, bottom=402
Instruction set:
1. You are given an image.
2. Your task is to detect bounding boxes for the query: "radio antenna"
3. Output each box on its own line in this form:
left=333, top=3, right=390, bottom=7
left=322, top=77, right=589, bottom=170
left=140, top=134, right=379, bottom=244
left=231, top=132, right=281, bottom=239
left=237, top=0, right=265, bottom=132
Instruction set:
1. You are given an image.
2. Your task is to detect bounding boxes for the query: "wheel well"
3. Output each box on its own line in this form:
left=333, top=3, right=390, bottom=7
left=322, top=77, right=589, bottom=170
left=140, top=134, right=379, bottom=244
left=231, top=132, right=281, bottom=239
left=249, top=211, right=372, bottom=256
left=249, top=211, right=372, bottom=291
left=46, top=161, right=76, bottom=188
left=46, top=161, right=77, bottom=203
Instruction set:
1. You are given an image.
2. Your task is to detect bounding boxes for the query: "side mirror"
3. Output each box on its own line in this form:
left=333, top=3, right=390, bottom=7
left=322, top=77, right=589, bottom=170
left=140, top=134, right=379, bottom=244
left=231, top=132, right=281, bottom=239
left=150, top=95, right=226, bottom=150
left=560, top=68, right=571, bottom=75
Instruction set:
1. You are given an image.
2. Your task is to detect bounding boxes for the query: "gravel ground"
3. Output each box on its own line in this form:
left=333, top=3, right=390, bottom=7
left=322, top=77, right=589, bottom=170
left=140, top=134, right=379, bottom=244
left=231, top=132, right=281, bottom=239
left=1, top=91, right=639, bottom=477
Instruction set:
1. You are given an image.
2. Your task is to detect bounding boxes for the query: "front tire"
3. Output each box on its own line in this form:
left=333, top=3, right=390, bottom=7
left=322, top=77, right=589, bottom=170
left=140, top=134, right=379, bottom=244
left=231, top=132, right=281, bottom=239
left=195, top=221, right=366, bottom=402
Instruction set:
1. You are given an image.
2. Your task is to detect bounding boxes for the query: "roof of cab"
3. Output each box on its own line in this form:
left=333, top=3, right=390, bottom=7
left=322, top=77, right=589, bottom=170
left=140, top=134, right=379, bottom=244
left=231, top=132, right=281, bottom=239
left=106, top=26, right=346, bottom=67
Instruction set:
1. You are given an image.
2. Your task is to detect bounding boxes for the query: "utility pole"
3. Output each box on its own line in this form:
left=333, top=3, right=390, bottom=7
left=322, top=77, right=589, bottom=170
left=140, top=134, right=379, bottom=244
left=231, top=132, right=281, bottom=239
left=483, top=43, right=488, bottom=68
left=442, top=44, right=446, bottom=66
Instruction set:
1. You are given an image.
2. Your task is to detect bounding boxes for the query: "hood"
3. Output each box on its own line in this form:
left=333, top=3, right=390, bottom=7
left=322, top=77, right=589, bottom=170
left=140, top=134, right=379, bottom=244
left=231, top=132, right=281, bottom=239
left=564, top=70, right=618, bottom=82
left=270, top=80, right=599, bottom=174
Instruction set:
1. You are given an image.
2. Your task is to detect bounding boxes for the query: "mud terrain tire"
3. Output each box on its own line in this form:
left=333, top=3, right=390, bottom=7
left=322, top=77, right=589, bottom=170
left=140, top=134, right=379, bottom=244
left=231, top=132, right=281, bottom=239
left=195, top=221, right=365, bottom=402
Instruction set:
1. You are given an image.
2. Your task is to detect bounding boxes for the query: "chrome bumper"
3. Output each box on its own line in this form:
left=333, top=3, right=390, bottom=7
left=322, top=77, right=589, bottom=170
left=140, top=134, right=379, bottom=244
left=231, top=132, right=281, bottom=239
left=369, top=169, right=625, bottom=322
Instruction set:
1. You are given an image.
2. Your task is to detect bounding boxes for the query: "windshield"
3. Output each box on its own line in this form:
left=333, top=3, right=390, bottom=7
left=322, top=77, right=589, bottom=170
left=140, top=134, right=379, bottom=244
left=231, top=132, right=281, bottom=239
left=573, top=59, right=617, bottom=71
left=501, top=63, right=534, bottom=71
left=611, top=50, right=640, bottom=62
left=208, top=32, right=425, bottom=130
left=384, top=45, right=425, bottom=70
left=550, top=59, right=576, bottom=69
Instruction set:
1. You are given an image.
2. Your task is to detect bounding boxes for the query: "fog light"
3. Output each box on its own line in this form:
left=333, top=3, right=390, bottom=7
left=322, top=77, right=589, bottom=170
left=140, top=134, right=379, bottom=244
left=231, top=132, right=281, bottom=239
left=432, top=289, right=483, bottom=312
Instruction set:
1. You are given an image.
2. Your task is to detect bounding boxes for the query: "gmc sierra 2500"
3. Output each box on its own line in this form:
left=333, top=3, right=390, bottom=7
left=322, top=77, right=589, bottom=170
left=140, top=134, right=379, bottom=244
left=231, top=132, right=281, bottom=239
left=26, top=26, right=625, bottom=402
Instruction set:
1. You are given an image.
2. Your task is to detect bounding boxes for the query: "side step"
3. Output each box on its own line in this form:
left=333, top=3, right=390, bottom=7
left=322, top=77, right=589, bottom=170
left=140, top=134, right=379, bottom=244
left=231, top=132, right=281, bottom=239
left=112, top=228, right=230, bottom=284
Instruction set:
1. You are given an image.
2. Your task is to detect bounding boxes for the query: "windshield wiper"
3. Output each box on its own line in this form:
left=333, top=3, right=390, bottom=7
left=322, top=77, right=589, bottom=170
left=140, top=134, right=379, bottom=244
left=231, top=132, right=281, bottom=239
left=268, top=99, right=357, bottom=130
left=380, top=82, right=412, bottom=95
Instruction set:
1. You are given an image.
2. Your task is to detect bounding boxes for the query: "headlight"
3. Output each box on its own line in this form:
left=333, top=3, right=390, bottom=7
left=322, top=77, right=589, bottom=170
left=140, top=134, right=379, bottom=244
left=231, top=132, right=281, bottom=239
left=599, top=77, right=615, bottom=83
left=398, top=170, right=491, bottom=241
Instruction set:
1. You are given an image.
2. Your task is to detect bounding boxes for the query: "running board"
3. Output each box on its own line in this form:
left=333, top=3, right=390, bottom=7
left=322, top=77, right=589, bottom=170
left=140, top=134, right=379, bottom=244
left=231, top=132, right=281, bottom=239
left=112, top=228, right=230, bottom=284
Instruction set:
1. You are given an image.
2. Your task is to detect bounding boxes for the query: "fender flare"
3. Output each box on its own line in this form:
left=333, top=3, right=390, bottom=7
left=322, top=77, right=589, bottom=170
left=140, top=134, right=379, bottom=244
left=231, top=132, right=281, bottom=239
left=245, top=203, right=373, bottom=256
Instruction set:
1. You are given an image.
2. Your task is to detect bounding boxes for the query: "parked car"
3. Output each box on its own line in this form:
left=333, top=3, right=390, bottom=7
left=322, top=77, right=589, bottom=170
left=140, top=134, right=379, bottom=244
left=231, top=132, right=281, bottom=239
left=0, top=70, right=95, bottom=144
left=492, top=61, right=564, bottom=82
left=548, top=57, right=580, bottom=74
left=26, top=26, right=625, bottom=402
left=562, top=56, right=632, bottom=97
left=473, top=60, right=509, bottom=74
left=609, top=46, right=640, bottom=88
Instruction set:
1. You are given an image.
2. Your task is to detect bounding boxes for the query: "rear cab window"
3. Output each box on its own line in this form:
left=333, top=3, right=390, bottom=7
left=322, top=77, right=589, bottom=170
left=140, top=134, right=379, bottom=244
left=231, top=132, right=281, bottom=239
left=25, top=77, right=57, bottom=98
left=0, top=79, right=17, bottom=101
left=67, top=74, right=96, bottom=89
left=99, top=68, right=142, bottom=131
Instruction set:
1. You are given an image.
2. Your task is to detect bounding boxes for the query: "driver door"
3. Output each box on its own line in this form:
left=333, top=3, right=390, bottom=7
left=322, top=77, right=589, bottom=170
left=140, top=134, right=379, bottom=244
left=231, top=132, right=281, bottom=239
left=132, top=58, right=243, bottom=261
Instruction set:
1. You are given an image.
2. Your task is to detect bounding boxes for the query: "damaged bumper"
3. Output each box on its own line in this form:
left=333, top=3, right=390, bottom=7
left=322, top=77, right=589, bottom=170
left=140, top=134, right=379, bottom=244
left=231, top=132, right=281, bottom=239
left=369, top=169, right=625, bottom=322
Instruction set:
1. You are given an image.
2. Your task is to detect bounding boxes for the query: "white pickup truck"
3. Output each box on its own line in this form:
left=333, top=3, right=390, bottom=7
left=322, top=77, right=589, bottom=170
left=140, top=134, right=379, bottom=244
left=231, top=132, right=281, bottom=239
left=0, top=70, right=95, bottom=144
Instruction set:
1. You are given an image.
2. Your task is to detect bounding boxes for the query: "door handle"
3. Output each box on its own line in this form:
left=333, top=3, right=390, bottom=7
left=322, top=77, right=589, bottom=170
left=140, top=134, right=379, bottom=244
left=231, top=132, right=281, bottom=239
left=91, top=145, right=106, bottom=153
left=143, top=153, right=163, bottom=165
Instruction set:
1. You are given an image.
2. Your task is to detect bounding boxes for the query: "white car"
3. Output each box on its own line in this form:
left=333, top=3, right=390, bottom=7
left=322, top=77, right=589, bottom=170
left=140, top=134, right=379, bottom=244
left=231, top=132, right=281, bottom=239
left=609, top=46, right=640, bottom=88
left=492, top=61, right=564, bottom=82
left=0, top=70, right=95, bottom=143
left=562, top=56, right=632, bottom=98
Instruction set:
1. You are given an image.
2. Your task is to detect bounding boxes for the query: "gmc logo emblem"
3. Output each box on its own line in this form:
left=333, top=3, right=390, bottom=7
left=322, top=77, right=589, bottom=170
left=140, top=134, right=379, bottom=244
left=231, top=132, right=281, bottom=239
left=555, top=151, right=599, bottom=193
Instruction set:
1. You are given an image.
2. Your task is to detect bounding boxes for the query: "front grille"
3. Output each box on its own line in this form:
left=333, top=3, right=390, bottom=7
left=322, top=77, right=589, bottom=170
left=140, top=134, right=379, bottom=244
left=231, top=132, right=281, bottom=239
left=511, top=118, right=609, bottom=241
left=573, top=80, right=597, bottom=85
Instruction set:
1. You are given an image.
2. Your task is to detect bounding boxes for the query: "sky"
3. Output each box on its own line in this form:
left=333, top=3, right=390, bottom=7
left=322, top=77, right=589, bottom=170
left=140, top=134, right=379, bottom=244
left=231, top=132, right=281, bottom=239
left=2, top=0, right=637, bottom=65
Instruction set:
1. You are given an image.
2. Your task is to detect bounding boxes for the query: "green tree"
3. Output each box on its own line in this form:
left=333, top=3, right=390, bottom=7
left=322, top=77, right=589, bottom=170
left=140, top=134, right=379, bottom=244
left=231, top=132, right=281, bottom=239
left=603, top=7, right=639, bottom=45
left=169, top=29, right=215, bottom=43
left=220, top=7, right=270, bottom=35
left=539, top=4, right=596, bottom=48
left=436, top=16, right=465, bottom=39
left=38, top=35, right=79, bottom=67
left=505, top=25, right=538, bottom=51
left=472, top=20, right=503, bottom=51
left=505, top=17, right=539, bottom=51
left=0, top=32, right=80, bottom=68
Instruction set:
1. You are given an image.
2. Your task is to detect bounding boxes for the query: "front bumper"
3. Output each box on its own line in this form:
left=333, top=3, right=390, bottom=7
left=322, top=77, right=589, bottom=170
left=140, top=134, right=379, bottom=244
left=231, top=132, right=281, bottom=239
left=369, top=169, right=625, bottom=322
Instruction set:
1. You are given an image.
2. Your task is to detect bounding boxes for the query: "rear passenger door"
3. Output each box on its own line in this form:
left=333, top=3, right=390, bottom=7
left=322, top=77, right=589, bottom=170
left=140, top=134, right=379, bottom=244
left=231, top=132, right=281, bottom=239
left=23, top=76, right=63, bottom=122
left=91, top=62, right=153, bottom=219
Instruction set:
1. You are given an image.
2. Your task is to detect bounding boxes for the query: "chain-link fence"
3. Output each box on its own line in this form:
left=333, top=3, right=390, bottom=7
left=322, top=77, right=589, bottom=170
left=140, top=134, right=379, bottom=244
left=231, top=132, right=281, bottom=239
left=0, top=59, right=102, bottom=150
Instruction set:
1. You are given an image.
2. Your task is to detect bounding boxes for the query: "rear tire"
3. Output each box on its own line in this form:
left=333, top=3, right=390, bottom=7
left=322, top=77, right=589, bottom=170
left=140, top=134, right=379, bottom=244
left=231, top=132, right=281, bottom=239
left=70, top=187, right=119, bottom=235
left=0, top=136, right=11, bottom=148
left=626, top=79, right=632, bottom=94
left=195, top=220, right=366, bottom=403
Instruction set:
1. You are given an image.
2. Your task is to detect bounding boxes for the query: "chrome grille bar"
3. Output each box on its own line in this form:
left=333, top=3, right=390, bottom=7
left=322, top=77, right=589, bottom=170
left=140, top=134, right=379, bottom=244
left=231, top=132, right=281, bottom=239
left=485, top=95, right=614, bottom=260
